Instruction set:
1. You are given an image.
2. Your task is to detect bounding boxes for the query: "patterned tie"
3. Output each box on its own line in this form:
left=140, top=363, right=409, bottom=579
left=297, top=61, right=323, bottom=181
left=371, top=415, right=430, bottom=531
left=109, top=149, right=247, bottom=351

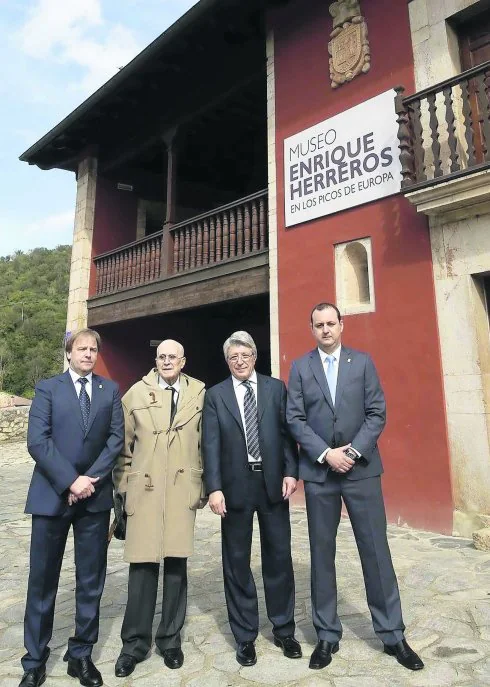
left=243, top=380, right=261, bottom=461
left=325, top=354, right=336, bottom=405
left=166, top=386, right=177, bottom=423
left=78, top=377, right=90, bottom=431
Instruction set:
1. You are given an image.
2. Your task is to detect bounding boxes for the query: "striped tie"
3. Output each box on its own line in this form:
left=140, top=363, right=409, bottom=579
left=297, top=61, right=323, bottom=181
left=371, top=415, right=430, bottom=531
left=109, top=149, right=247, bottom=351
left=78, top=377, right=90, bottom=431
left=243, top=380, right=261, bottom=461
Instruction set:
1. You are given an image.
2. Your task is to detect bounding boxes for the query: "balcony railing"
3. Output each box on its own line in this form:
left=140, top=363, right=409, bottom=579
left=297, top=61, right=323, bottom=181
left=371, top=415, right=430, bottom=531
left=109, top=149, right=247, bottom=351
left=93, top=189, right=268, bottom=296
left=395, top=59, right=490, bottom=191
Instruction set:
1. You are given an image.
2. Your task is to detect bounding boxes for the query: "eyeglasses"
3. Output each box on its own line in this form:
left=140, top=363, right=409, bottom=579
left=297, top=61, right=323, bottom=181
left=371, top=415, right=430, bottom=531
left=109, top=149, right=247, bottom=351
left=228, top=353, right=254, bottom=363
left=156, top=354, right=183, bottom=363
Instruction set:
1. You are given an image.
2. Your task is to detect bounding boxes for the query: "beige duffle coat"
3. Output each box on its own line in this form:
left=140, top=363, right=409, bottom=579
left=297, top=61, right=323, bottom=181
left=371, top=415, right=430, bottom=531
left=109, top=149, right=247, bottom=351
left=113, top=369, right=205, bottom=563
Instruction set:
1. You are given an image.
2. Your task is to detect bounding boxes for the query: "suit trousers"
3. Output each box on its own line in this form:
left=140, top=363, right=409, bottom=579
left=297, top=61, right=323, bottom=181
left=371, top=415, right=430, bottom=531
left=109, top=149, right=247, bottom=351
left=305, top=474, right=405, bottom=645
left=221, top=471, right=295, bottom=643
left=22, top=507, right=110, bottom=671
left=120, top=558, right=187, bottom=659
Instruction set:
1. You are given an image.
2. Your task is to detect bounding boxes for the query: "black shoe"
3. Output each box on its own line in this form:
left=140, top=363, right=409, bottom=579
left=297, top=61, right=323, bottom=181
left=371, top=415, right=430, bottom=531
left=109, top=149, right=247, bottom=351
left=384, top=640, right=424, bottom=670
left=19, top=667, right=46, bottom=687
left=236, top=641, right=257, bottom=667
left=309, top=640, right=339, bottom=669
left=67, top=657, right=103, bottom=687
left=162, top=648, right=184, bottom=669
left=273, top=635, right=302, bottom=658
left=115, top=653, right=138, bottom=677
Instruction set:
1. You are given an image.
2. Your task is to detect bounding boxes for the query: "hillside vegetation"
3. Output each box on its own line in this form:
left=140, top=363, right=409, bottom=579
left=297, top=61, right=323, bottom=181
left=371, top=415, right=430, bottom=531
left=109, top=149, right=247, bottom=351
left=0, top=246, right=71, bottom=397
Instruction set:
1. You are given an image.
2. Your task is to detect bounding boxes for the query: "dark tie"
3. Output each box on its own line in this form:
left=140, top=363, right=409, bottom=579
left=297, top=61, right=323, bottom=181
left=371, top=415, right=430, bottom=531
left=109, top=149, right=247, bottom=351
left=243, top=380, right=261, bottom=461
left=78, top=377, right=90, bottom=431
left=166, top=386, right=177, bottom=423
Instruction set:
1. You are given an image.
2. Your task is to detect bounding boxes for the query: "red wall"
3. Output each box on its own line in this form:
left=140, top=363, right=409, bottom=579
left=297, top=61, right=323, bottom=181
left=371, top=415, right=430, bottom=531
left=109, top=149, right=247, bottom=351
left=88, top=176, right=138, bottom=296
left=270, top=0, right=453, bottom=532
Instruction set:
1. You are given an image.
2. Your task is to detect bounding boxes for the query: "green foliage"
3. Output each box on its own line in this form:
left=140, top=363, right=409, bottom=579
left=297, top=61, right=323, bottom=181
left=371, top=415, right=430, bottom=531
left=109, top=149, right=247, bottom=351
left=0, top=246, right=71, bottom=397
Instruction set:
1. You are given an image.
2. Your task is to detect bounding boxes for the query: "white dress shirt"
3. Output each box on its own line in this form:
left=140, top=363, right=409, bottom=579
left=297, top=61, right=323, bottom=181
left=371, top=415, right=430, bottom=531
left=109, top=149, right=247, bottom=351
left=158, top=374, right=180, bottom=405
left=69, top=368, right=93, bottom=400
left=232, top=371, right=260, bottom=462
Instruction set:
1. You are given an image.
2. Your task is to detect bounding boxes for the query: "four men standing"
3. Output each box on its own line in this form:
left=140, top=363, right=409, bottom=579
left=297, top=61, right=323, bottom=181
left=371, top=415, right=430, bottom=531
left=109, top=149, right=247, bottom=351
left=20, top=315, right=423, bottom=684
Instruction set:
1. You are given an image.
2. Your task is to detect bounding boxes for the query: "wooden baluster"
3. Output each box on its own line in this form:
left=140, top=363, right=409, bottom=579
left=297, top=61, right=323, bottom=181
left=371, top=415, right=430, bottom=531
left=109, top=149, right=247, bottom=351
left=244, top=203, right=251, bottom=253
left=173, top=231, right=179, bottom=272
left=155, top=238, right=161, bottom=278
left=197, top=222, right=203, bottom=267
left=443, top=86, right=460, bottom=173
left=115, top=253, right=122, bottom=289
left=149, top=240, right=156, bottom=280
left=129, top=248, right=136, bottom=287
left=222, top=213, right=229, bottom=259
left=122, top=251, right=128, bottom=287
left=203, top=218, right=209, bottom=266
left=476, top=72, right=490, bottom=162
left=98, top=261, right=105, bottom=294
left=259, top=196, right=267, bottom=249
left=461, top=76, right=477, bottom=167
left=411, top=99, right=427, bottom=181
left=394, top=86, right=415, bottom=188
left=143, top=242, right=150, bottom=282
left=178, top=229, right=185, bottom=272
left=216, top=214, right=222, bottom=262
left=135, top=245, right=141, bottom=284
left=209, top=217, right=216, bottom=264
left=251, top=201, right=259, bottom=251
left=236, top=206, right=244, bottom=255
left=190, top=224, right=197, bottom=268
left=427, top=92, right=442, bottom=178
left=229, top=210, right=236, bottom=257
left=184, top=226, right=191, bottom=270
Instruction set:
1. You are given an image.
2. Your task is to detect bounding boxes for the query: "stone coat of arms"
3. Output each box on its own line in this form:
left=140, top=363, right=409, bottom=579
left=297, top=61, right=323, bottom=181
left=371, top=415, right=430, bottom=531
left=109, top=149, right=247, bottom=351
left=328, top=0, right=370, bottom=88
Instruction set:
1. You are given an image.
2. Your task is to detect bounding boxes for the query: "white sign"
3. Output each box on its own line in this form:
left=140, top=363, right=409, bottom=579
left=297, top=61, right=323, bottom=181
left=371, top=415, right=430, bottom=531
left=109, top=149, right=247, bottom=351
left=284, top=89, right=402, bottom=227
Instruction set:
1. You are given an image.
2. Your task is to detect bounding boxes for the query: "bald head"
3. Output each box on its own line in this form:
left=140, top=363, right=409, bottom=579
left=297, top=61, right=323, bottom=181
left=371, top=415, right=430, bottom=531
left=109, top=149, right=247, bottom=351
left=155, top=339, right=186, bottom=385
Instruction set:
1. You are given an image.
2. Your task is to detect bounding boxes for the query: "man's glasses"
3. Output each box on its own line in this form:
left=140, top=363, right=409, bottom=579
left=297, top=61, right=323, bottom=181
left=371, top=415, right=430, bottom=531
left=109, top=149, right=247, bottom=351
left=156, top=354, right=183, bottom=363
left=228, top=353, right=254, bottom=363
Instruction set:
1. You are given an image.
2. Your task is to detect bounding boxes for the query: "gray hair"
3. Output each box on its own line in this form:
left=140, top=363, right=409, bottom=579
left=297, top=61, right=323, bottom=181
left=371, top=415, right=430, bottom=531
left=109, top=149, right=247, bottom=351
left=223, top=331, right=257, bottom=360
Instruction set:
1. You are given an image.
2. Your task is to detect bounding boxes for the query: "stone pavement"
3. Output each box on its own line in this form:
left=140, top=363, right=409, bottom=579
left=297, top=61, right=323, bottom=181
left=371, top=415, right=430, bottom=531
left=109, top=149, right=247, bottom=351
left=1, top=441, right=490, bottom=687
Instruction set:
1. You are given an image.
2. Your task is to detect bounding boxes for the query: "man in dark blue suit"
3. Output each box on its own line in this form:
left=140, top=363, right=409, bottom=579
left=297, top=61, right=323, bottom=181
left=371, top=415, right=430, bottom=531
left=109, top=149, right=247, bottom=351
left=20, top=328, right=124, bottom=687
left=203, top=331, right=300, bottom=668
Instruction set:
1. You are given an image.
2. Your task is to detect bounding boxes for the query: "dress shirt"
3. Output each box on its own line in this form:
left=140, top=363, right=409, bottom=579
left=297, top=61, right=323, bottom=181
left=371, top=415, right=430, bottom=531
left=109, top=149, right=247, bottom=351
left=69, top=368, right=93, bottom=400
left=232, top=371, right=260, bottom=462
left=158, top=374, right=181, bottom=399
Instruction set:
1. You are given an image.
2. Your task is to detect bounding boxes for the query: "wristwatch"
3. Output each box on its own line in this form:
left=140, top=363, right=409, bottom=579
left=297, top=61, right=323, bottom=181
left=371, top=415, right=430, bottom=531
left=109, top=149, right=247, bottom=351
left=344, top=447, right=361, bottom=461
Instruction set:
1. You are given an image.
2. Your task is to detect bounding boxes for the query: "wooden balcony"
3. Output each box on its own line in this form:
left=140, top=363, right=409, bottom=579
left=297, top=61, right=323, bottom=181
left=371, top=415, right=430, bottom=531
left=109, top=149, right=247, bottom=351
left=395, top=60, right=490, bottom=192
left=88, top=190, right=269, bottom=326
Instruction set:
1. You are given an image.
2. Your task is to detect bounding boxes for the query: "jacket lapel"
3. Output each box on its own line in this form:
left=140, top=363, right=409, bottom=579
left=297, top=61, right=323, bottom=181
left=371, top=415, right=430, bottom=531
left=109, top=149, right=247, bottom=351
left=85, top=374, right=101, bottom=435
left=60, top=370, right=85, bottom=432
left=221, top=377, right=245, bottom=438
left=256, top=373, right=271, bottom=423
left=335, top=346, right=354, bottom=409
left=309, top=349, right=334, bottom=411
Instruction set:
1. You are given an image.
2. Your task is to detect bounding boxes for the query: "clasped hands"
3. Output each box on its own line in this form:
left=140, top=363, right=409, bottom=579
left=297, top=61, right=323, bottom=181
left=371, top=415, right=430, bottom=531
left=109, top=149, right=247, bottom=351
left=67, top=475, right=100, bottom=506
left=325, top=444, right=355, bottom=474
left=208, top=477, right=297, bottom=518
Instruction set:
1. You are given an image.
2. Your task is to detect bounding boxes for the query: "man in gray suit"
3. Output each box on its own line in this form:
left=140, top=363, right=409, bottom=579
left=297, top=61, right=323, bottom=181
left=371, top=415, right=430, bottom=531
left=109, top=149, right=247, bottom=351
left=286, top=303, right=423, bottom=672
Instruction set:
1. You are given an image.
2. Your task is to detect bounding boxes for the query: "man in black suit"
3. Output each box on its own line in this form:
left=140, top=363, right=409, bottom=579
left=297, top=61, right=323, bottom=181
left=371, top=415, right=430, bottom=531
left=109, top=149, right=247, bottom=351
left=286, top=303, right=423, bottom=671
left=202, top=330, right=300, bottom=667
left=20, top=329, right=124, bottom=687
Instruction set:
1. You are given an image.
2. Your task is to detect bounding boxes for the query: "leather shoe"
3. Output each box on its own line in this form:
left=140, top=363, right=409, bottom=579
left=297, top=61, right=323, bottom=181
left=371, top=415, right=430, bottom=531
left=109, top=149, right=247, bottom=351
left=309, top=640, right=339, bottom=669
left=162, top=648, right=184, bottom=669
left=236, top=641, right=257, bottom=666
left=273, top=635, right=302, bottom=658
left=384, top=640, right=424, bottom=670
left=19, top=667, right=46, bottom=687
left=67, top=657, right=103, bottom=687
left=115, top=653, right=138, bottom=677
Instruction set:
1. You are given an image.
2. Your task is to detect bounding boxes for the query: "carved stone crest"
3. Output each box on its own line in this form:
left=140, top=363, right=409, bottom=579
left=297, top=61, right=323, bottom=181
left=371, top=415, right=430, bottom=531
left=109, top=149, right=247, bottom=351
left=328, top=0, right=370, bottom=89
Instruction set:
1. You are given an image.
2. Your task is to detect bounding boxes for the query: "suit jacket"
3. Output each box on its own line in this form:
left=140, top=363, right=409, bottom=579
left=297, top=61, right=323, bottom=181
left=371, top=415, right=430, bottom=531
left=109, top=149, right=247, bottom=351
left=25, top=370, right=124, bottom=515
left=286, top=346, right=385, bottom=483
left=202, top=373, right=298, bottom=509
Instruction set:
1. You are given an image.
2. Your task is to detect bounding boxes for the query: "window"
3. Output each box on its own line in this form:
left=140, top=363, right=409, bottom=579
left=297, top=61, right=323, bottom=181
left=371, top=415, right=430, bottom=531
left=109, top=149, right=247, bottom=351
left=335, top=238, right=375, bottom=315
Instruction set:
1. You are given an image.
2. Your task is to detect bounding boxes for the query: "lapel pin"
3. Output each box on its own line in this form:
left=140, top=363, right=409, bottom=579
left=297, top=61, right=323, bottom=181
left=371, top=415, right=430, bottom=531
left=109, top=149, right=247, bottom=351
left=99, top=384, right=103, bottom=389
left=347, top=358, right=351, bottom=363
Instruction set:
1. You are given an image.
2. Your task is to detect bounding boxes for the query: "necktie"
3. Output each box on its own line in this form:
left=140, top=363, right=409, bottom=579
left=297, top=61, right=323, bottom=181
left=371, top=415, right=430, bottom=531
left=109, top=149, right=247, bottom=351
left=325, top=354, right=336, bottom=405
left=243, top=380, right=261, bottom=461
left=166, top=387, right=177, bottom=423
left=78, top=377, right=90, bottom=431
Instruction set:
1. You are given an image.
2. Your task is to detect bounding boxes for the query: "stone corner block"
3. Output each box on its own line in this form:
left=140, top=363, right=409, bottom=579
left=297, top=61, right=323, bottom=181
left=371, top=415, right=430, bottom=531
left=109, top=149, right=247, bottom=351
left=473, top=527, right=490, bottom=551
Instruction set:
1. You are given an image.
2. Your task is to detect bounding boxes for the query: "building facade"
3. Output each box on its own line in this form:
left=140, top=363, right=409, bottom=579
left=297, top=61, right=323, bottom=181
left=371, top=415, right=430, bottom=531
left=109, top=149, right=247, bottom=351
left=20, top=0, right=490, bottom=537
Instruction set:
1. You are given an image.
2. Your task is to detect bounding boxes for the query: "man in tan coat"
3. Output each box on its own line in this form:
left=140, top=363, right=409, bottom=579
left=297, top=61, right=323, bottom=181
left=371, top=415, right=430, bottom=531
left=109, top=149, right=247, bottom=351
left=113, top=340, right=205, bottom=678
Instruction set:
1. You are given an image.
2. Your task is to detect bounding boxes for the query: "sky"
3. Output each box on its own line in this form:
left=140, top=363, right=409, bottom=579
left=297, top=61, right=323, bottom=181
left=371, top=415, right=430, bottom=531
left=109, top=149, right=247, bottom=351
left=0, top=0, right=198, bottom=257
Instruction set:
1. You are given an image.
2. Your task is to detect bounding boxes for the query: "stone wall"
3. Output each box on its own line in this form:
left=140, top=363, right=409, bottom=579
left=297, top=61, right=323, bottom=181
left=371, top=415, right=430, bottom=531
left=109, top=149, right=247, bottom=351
left=0, top=406, right=29, bottom=443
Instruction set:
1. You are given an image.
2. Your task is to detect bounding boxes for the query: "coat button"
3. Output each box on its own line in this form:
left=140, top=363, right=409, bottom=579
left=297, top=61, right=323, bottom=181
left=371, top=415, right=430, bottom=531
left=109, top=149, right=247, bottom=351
left=153, top=430, right=157, bottom=434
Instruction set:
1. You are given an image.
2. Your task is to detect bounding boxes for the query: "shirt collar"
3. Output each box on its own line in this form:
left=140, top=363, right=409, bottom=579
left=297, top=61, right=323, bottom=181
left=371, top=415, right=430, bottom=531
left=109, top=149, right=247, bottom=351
left=318, top=344, right=341, bottom=363
left=69, top=368, right=93, bottom=385
left=158, top=374, right=181, bottom=393
left=232, top=370, right=258, bottom=389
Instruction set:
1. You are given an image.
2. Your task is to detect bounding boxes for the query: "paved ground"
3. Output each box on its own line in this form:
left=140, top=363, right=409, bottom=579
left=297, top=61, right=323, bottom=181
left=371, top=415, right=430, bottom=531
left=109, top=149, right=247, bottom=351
left=1, top=441, right=490, bottom=687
